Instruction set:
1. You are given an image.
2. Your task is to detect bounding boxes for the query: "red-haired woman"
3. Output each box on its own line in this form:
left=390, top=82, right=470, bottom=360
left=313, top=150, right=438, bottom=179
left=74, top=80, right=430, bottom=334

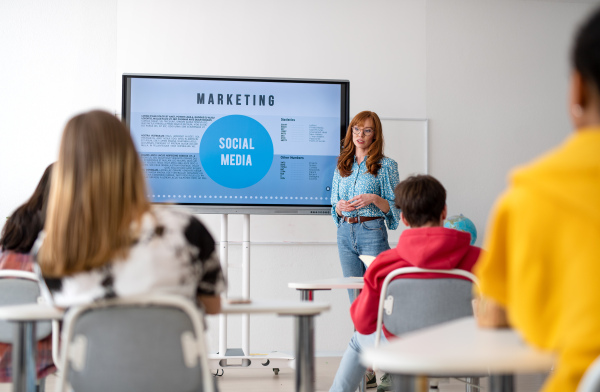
left=331, top=111, right=400, bottom=303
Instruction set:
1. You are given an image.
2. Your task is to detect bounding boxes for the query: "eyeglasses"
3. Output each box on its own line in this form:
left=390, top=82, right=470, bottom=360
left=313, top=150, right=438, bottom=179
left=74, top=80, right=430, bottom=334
left=352, top=126, right=374, bottom=136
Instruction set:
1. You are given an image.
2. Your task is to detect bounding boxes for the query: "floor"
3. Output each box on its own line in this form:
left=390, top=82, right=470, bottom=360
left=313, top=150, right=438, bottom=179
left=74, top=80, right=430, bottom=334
left=212, top=357, right=550, bottom=392
left=0, top=357, right=550, bottom=392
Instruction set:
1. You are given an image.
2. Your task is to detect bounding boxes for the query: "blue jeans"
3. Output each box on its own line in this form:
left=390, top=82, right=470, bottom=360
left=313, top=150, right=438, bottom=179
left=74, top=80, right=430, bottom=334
left=337, top=218, right=390, bottom=302
left=330, top=331, right=389, bottom=392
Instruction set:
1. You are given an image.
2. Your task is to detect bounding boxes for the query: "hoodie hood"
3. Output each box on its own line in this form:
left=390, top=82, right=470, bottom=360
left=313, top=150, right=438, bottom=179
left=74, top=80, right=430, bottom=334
left=395, top=226, right=473, bottom=269
left=510, top=128, right=600, bottom=224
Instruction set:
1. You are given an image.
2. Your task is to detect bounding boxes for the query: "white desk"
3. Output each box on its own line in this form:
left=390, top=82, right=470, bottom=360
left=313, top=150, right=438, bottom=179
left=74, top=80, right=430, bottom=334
left=361, top=317, right=555, bottom=392
left=221, top=299, right=330, bottom=316
left=288, top=277, right=364, bottom=301
left=0, top=300, right=330, bottom=392
left=0, top=304, right=64, bottom=392
left=218, top=300, right=330, bottom=392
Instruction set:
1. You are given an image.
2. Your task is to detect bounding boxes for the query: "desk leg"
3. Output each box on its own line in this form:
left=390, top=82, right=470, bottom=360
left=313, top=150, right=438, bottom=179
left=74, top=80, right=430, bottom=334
left=489, top=375, right=514, bottom=392
left=390, top=374, right=428, bottom=392
left=353, top=288, right=361, bottom=301
left=295, top=315, right=315, bottom=392
left=299, top=290, right=314, bottom=301
left=13, top=322, right=25, bottom=392
left=12, top=321, right=36, bottom=392
left=353, top=287, right=364, bottom=392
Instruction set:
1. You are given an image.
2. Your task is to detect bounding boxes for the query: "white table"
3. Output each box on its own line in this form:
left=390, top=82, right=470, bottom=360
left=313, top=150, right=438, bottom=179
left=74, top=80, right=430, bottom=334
left=219, top=300, right=330, bottom=392
left=0, top=303, right=64, bottom=392
left=0, top=300, right=330, bottom=392
left=288, top=277, right=364, bottom=301
left=361, top=317, right=555, bottom=392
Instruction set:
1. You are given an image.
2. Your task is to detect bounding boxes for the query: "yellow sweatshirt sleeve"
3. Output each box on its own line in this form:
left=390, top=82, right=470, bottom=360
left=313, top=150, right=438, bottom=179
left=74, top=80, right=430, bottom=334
left=474, top=192, right=510, bottom=307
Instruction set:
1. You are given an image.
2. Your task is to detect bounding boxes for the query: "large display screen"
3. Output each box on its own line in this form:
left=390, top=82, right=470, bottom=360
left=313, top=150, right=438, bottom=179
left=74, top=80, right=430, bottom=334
left=122, top=74, right=349, bottom=215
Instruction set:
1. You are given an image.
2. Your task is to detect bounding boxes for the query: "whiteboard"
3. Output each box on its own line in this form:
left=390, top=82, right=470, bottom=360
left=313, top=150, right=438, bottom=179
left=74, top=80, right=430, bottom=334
left=196, top=118, right=428, bottom=245
left=380, top=118, right=428, bottom=180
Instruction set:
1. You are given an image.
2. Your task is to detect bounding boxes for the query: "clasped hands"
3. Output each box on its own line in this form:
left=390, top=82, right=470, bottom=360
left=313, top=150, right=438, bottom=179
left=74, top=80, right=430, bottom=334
left=336, top=194, right=378, bottom=214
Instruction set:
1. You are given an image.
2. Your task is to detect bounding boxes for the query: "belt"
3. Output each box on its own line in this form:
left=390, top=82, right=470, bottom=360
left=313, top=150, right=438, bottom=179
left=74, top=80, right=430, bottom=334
left=342, top=216, right=382, bottom=224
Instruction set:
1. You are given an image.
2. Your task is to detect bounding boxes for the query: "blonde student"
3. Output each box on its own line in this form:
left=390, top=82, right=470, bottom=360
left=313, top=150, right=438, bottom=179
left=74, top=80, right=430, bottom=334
left=36, top=110, right=225, bottom=313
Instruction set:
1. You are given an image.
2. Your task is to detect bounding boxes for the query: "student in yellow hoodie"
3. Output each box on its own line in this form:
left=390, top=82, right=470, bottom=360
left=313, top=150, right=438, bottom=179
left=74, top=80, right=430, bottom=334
left=475, top=7, right=600, bottom=392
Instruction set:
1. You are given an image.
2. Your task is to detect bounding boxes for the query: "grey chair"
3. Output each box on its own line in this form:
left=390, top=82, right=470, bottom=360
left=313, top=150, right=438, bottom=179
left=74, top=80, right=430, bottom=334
left=0, top=270, right=55, bottom=391
left=578, top=355, right=600, bottom=392
left=56, top=294, right=215, bottom=392
left=373, top=267, right=481, bottom=392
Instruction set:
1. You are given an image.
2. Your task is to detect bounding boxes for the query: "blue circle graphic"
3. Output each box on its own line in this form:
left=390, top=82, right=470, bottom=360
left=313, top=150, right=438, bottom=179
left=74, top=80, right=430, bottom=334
left=200, top=115, right=274, bottom=189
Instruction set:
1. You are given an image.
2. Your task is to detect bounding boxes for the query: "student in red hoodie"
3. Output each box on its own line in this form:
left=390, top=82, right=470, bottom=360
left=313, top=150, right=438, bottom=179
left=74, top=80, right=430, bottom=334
left=330, top=175, right=481, bottom=392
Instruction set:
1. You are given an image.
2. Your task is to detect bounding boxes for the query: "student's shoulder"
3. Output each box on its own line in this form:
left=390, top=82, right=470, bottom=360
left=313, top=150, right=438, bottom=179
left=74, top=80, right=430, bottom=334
left=368, top=248, right=399, bottom=269
left=152, top=206, right=215, bottom=257
left=152, top=206, right=199, bottom=229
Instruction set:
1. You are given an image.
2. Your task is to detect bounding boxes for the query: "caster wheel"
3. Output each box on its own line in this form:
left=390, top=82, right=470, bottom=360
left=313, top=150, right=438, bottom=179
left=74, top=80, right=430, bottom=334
left=273, top=368, right=280, bottom=375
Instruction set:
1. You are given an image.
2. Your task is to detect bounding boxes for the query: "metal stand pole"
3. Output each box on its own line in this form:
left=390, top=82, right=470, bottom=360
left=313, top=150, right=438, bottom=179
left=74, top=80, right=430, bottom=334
left=218, top=214, right=228, bottom=356
left=242, top=214, right=250, bottom=356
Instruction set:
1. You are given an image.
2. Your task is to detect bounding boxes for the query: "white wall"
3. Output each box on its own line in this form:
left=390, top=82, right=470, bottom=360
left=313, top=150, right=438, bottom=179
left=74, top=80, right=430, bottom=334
left=0, top=0, right=596, bottom=355
left=0, top=0, right=117, bottom=215
left=427, top=0, right=593, bottom=241
left=115, top=0, right=427, bottom=118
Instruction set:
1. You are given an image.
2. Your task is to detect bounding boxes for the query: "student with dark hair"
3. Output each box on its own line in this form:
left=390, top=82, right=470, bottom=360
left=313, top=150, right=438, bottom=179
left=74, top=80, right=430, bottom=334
left=1, top=164, right=52, bottom=253
left=0, top=164, right=55, bottom=383
left=329, top=175, right=481, bottom=392
left=475, top=8, right=600, bottom=392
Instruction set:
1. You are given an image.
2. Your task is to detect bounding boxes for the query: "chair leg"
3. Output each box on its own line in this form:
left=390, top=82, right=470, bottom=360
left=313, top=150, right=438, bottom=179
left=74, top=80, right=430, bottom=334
left=36, top=377, right=46, bottom=392
left=429, top=378, right=438, bottom=389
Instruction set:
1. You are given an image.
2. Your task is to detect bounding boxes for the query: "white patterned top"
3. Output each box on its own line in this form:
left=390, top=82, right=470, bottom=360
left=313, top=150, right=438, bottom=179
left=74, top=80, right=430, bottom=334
left=39, top=207, right=225, bottom=311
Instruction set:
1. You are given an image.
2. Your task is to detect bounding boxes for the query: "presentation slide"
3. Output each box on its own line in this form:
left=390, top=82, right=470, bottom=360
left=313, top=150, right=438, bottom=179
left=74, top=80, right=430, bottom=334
left=127, top=77, right=343, bottom=206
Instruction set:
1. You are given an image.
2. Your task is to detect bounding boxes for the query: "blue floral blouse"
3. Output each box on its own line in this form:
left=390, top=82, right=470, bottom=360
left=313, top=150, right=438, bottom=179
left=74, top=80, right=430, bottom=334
left=330, top=156, right=400, bottom=229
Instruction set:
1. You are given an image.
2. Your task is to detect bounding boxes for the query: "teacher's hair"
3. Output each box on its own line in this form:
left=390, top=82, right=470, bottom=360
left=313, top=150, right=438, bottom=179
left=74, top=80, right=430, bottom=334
left=572, top=6, right=600, bottom=97
left=39, top=110, right=150, bottom=277
left=337, top=111, right=385, bottom=177
left=0, top=163, right=53, bottom=253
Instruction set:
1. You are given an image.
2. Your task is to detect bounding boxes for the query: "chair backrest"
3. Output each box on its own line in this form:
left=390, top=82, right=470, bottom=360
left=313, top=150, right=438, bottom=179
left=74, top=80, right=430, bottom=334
left=375, top=267, right=479, bottom=347
left=57, top=294, right=214, bottom=392
left=578, top=355, right=600, bottom=392
left=0, top=270, right=52, bottom=343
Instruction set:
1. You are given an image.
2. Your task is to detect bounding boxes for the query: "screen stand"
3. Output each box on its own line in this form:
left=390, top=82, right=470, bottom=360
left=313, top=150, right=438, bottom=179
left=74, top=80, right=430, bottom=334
left=208, top=214, right=294, bottom=374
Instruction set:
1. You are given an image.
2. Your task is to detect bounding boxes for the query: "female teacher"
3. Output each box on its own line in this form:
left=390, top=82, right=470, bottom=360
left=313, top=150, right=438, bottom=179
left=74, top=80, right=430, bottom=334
left=331, top=111, right=400, bottom=302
